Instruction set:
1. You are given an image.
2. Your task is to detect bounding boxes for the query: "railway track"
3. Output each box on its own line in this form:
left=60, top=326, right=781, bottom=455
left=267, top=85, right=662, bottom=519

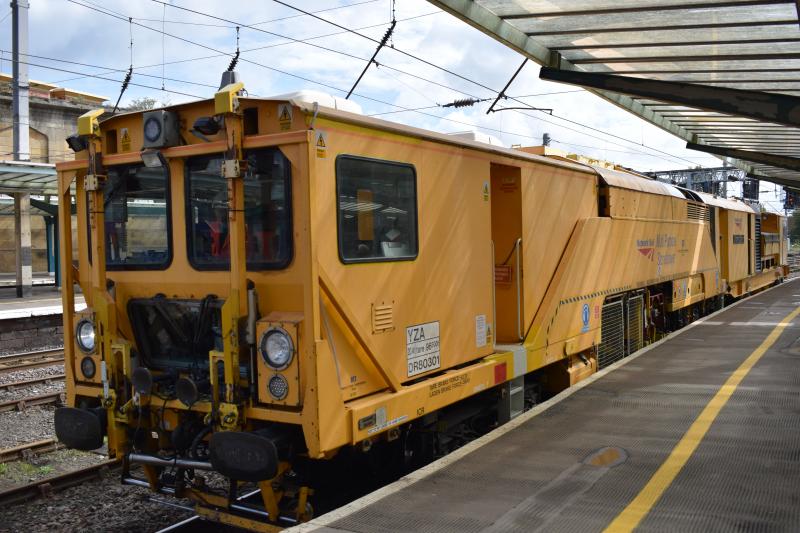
left=0, top=438, right=63, bottom=463
left=0, top=458, right=120, bottom=507
left=0, top=348, right=64, bottom=374
left=0, top=391, right=64, bottom=413
left=0, top=373, right=65, bottom=392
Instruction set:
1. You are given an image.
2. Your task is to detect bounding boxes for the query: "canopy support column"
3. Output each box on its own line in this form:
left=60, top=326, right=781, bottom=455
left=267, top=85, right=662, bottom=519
left=14, top=192, right=32, bottom=297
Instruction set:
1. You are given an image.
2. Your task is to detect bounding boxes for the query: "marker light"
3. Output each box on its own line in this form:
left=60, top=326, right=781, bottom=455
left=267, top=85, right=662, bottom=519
left=75, top=319, right=96, bottom=353
left=259, top=328, right=294, bottom=371
left=80, top=356, right=96, bottom=379
left=268, top=374, right=289, bottom=400
left=143, top=116, right=162, bottom=143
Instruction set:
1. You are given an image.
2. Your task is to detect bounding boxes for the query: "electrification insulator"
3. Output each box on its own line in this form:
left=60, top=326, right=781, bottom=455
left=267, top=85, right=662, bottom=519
left=444, top=98, right=480, bottom=108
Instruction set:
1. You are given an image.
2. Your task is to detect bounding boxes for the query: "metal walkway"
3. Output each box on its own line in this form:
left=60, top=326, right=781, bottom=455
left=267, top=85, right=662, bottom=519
left=294, top=280, right=800, bottom=532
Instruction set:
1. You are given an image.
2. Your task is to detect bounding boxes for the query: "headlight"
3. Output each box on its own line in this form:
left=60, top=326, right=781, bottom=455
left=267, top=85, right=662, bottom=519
left=268, top=374, right=289, bottom=400
left=76, top=319, right=96, bottom=353
left=259, top=328, right=294, bottom=370
left=144, top=116, right=162, bottom=142
left=80, top=356, right=96, bottom=379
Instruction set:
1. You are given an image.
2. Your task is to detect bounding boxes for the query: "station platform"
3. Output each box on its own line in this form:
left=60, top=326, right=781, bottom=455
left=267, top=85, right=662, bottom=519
left=0, top=285, right=84, bottom=320
left=0, top=272, right=55, bottom=288
left=295, top=280, right=800, bottom=532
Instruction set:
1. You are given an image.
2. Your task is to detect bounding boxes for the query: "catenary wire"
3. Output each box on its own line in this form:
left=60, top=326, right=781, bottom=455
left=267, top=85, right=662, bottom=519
left=61, top=0, right=704, bottom=166
left=263, top=0, right=704, bottom=166
left=50, top=11, right=440, bottom=85
left=134, top=0, right=380, bottom=28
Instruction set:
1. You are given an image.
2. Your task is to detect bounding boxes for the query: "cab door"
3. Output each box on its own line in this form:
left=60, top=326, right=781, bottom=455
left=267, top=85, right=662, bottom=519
left=490, top=163, right=524, bottom=343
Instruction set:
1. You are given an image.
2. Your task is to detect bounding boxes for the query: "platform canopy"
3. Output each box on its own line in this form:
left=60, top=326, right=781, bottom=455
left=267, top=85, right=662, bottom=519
left=0, top=160, right=57, bottom=195
left=428, top=0, right=800, bottom=189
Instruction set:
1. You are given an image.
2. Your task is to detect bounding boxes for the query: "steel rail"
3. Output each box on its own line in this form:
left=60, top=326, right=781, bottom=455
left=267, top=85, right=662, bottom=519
left=0, top=391, right=64, bottom=412
left=0, top=373, right=65, bottom=392
left=0, top=437, right=63, bottom=463
left=0, top=348, right=65, bottom=374
left=0, top=458, right=121, bottom=507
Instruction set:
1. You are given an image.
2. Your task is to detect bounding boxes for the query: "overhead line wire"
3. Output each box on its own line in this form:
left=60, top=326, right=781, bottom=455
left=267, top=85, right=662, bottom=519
left=151, top=1, right=475, bottom=98
left=63, top=0, right=699, bottom=166
left=134, top=0, right=381, bottom=28
left=48, top=12, right=440, bottom=85
left=264, top=0, right=703, bottom=166
left=0, top=49, right=220, bottom=89
left=11, top=58, right=207, bottom=99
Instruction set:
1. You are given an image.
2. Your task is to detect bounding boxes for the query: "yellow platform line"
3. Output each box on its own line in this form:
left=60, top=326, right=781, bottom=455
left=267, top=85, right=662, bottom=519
left=605, top=303, right=800, bottom=533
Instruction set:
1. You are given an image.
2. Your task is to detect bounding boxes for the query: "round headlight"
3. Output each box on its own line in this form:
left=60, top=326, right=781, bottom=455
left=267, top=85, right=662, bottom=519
left=144, top=116, right=162, bottom=142
left=268, top=374, right=289, bottom=400
left=260, top=328, right=294, bottom=370
left=80, top=356, right=96, bottom=379
left=76, top=319, right=96, bottom=353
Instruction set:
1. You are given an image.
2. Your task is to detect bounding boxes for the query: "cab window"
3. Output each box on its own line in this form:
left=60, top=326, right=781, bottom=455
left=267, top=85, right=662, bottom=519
left=336, top=155, right=418, bottom=263
left=186, top=148, right=292, bottom=270
left=103, top=164, right=171, bottom=269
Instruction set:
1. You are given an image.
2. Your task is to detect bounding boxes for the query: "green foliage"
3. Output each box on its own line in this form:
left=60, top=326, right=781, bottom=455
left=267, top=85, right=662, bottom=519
left=127, top=96, right=158, bottom=111
left=0, top=463, right=6, bottom=475
left=788, top=210, right=800, bottom=244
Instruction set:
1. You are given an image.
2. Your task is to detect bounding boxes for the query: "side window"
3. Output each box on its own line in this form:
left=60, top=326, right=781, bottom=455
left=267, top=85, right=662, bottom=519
left=103, top=164, right=171, bottom=269
left=186, top=148, right=293, bottom=270
left=336, top=155, right=418, bottom=263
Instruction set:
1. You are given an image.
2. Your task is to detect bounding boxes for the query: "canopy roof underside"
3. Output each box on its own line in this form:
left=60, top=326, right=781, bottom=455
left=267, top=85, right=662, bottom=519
left=429, top=0, right=800, bottom=188
left=0, top=161, right=57, bottom=195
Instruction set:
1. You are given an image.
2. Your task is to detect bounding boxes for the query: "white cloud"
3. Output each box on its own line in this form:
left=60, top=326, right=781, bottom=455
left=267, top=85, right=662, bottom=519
left=0, top=0, right=771, bottom=187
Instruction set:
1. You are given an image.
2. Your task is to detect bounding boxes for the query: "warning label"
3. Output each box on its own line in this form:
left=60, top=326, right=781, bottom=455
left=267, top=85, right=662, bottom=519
left=406, top=321, right=440, bottom=377
left=277, top=103, right=292, bottom=130
left=475, top=314, right=487, bottom=347
left=315, top=131, right=327, bottom=158
left=120, top=128, right=131, bottom=151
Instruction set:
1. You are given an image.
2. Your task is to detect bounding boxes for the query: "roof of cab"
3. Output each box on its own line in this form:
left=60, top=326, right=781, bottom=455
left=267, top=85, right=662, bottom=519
left=694, top=191, right=757, bottom=214
left=592, top=165, right=685, bottom=199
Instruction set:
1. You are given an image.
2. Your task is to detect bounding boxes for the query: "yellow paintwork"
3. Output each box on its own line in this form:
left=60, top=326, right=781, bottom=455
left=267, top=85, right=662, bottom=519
left=77, top=108, right=104, bottom=137
left=55, top=94, right=787, bottom=483
left=215, top=82, right=245, bottom=115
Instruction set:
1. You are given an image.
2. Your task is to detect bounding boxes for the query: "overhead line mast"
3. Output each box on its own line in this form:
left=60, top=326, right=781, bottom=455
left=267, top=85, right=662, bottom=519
left=11, top=0, right=29, bottom=161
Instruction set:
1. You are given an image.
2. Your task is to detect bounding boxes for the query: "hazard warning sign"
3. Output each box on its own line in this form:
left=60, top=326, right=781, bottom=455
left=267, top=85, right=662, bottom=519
left=315, top=131, right=327, bottom=158
left=120, top=128, right=131, bottom=151
left=277, top=103, right=293, bottom=131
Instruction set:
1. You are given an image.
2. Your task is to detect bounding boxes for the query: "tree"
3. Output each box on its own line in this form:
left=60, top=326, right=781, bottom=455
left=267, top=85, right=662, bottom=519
left=788, top=209, right=800, bottom=246
left=127, top=96, right=158, bottom=110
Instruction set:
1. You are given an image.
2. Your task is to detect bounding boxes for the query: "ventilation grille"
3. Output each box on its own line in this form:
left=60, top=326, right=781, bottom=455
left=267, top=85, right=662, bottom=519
left=598, top=300, right=625, bottom=370
left=755, top=215, right=762, bottom=272
left=687, top=203, right=709, bottom=222
left=372, top=302, right=395, bottom=334
left=626, top=295, right=644, bottom=356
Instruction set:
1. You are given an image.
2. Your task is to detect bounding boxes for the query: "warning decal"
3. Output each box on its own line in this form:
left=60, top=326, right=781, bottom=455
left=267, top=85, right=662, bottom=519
left=315, top=131, right=328, bottom=158
left=475, top=314, right=487, bottom=347
left=277, top=103, right=293, bottom=130
left=406, top=321, right=440, bottom=377
left=120, top=128, right=131, bottom=151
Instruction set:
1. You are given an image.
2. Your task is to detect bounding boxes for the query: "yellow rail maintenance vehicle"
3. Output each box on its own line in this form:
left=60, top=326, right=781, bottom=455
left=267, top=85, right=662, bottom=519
left=53, top=79, right=788, bottom=530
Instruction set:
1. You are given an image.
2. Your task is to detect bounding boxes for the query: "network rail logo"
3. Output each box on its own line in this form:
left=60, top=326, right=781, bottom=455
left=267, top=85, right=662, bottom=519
left=636, top=239, right=655, bottom=260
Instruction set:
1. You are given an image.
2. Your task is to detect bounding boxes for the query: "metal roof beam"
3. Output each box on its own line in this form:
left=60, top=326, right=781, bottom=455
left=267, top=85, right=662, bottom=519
left=606, top=68, right=800, bottom=74
left=540, top=67, right=800, bottom=127
left=501, top=0, right=791, bottom=19
left=572, top=53, right=800, bottom=64
left=427, top=1, right=694, bottom=144
left=687, top=142, right=800, bottom=171
left=554, top=38, right=800, bottom=50
left=526, top=20, right=797, bottom=37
